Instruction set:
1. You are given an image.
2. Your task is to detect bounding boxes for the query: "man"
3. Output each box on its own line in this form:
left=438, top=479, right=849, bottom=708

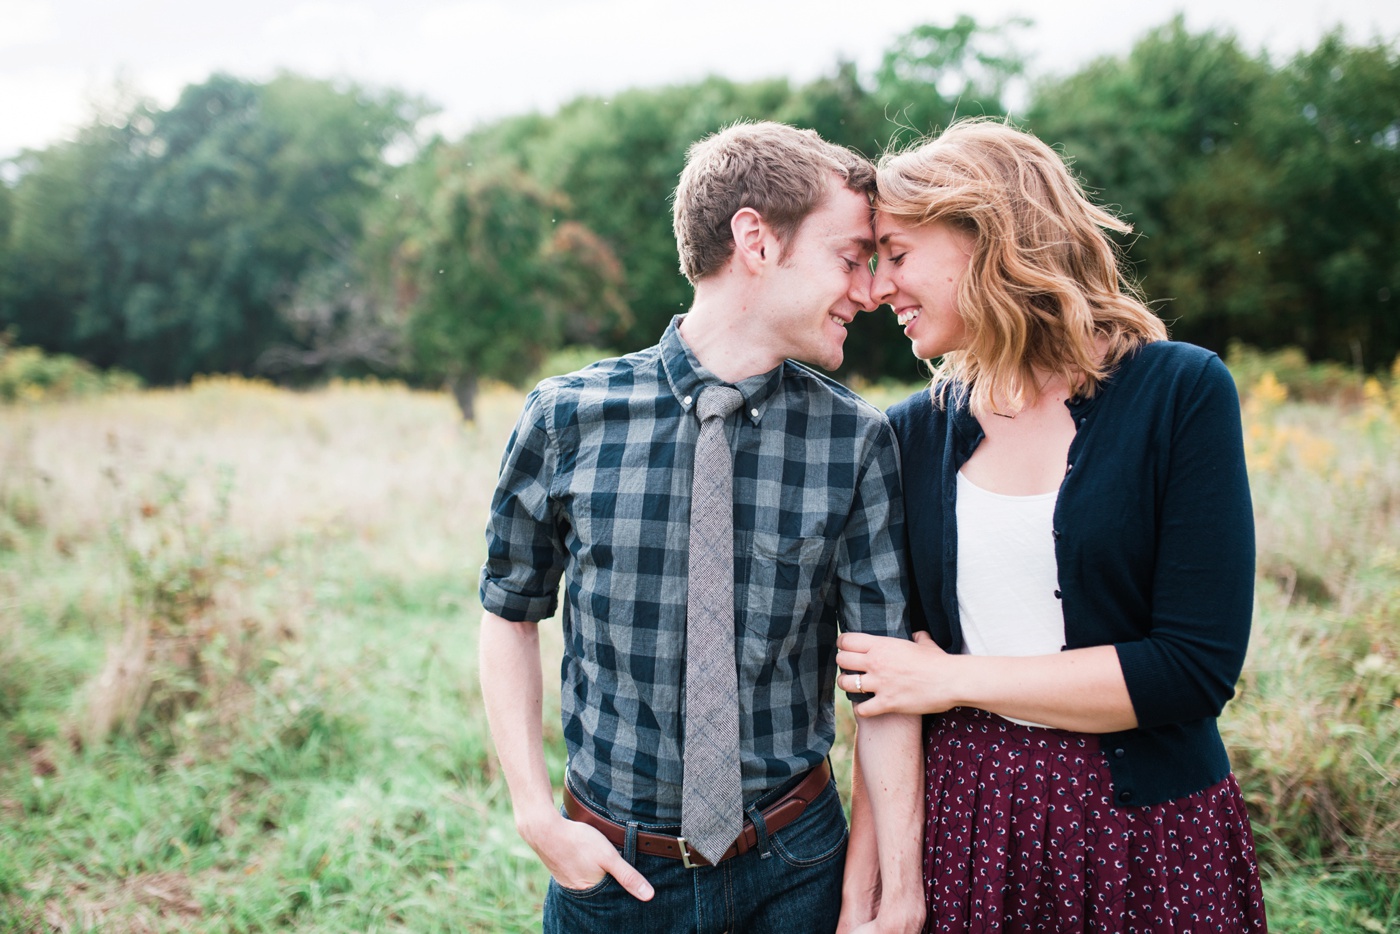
left=479, top=121, right=924, bottom=933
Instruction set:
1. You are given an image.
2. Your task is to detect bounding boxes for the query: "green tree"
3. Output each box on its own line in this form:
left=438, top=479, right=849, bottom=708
left=0, top=126, right=126, bottom=354
left=872, top=15, right=1025, bottom=139
left=1028, top=20, right=1400, bottom=366
left=377, top=144, right=628, bottom=419
left=1258, top=33, right=1400, bottom=365
left=0, top=177, right=11, bottom=317
left=10, top=73, right=427, bottom=382
left=774, top=60, right=886, bottom=157
left=1028, top=19, right=1283, bottom=349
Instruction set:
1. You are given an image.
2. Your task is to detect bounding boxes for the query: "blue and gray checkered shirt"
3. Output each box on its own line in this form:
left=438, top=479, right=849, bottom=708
left=480, top=317, right=909, bottom=823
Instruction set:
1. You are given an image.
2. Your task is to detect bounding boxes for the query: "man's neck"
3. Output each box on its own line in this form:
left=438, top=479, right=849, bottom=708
left=679, top=288, right=784, bottom=384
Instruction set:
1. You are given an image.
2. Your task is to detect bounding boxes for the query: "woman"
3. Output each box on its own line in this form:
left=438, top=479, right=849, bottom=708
left=837, top=120, right=1268, bottom=932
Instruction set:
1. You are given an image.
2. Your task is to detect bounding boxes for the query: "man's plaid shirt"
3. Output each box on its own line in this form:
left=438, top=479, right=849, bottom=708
left=480, top=317, right=908, bottom=823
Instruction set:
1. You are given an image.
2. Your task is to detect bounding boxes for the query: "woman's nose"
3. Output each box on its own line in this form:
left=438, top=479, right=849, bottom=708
left=870, top=262, right=894, bottom=306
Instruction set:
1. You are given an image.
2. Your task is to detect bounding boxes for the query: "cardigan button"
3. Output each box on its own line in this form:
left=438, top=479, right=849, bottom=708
left=1053, top=590, right=1062, bottom=599
left=1117, top=789, right=1133, bottom=804
left=1052, top=529, right=1061, bottom=541
left=1113, top=747, right=1126, bottom=759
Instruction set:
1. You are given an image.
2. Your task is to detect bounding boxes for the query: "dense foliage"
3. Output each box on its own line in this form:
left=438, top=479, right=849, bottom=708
left=1, top=74, right=425, bottom=383
left=0, top=17, right=1396, bottom=399
left=1029, top=18, right=1400, bottom=370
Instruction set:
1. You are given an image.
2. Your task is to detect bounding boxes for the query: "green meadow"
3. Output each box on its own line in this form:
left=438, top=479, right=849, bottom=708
left=1, top=357, right=1398, bottom=932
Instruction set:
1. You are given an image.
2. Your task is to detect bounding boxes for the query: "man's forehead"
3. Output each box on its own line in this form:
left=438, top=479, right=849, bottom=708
left=816, top=222, right=874, bottom=255
left=827, top=193, right=876, bottom=245
left=793, top=183, right=873, bottom=252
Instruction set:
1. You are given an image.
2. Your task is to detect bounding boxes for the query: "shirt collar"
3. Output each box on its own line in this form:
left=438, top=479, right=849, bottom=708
left=659, top=315, right=785, bottom=425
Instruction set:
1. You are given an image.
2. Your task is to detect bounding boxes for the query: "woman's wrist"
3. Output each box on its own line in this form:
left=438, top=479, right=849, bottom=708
left=937, top=652, right=973, bottom=712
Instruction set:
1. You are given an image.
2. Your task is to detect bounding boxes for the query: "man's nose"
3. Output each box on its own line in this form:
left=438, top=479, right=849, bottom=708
left=849, top=264, right=875, bottom=311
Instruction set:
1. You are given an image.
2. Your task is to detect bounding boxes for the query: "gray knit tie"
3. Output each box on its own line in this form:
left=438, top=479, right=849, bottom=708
left=681, top=385, right=745, bottom=865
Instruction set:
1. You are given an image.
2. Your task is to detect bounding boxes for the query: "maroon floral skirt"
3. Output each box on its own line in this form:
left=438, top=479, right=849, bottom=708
left=922, top=707, right=1268, bottom=933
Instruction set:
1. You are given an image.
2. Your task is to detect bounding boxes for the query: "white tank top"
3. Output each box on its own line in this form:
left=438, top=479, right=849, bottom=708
left=955, top=470, right=1066, bottom=728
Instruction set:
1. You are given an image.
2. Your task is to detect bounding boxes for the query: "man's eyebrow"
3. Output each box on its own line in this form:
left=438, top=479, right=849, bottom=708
left=847, top=235, right=876, bottom=253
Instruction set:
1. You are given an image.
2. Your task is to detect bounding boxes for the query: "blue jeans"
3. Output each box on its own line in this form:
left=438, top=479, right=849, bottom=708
left=543, top=773, right=847, bottom=934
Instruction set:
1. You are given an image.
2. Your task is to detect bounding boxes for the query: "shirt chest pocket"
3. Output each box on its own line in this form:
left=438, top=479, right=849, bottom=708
left=738, top=529, right=836, bottom=639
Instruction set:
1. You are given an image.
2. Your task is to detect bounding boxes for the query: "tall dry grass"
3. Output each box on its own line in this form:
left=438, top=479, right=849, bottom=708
left=2, top=376, right=516, bottom=559
left=1223, top=360, right=1400, bottom=884
left=1, top=376, right=554, bottom=931
left=1, top=375, right=536, bottom=757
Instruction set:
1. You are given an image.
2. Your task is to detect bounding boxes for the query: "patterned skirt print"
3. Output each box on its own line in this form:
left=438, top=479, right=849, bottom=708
left=922, top=707, right=1268, bottom=933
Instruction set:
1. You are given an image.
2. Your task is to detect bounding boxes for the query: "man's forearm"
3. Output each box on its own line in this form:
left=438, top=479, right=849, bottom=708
left=856, top=711, right=925, bottom=930
left=478, top=610, right=656, bottom=899
left=839, top=753, right=880, bottom=930
left=478, top=611, right=556, bottom=836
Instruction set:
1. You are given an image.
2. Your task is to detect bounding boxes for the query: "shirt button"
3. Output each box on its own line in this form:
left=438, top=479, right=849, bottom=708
left=750, top=408, right=759, bottom=418
left=683, top=395, right=693, bottom=406
left=1113, top=747, right=1126, bottom=759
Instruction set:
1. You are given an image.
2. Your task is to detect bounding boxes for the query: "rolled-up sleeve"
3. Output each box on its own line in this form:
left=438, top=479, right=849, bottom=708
left=480, top=384, right=567, bottom=623
left=1115, top=355, right=1256, bottom=728
left=835, top=420, right=910, bottom=638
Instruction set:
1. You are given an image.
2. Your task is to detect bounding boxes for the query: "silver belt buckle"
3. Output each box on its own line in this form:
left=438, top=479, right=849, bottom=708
left=675, top=836, right=700, bottom=869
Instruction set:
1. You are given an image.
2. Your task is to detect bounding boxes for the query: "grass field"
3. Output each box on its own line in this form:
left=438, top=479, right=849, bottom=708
left=1, top=362, right=1398, bottom=932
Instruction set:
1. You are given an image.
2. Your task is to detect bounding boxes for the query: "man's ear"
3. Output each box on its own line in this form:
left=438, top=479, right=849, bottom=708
left=730, top=207, right=773, bottom=273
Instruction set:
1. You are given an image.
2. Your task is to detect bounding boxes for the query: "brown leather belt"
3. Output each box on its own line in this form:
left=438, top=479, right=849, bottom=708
left=563, top=760, right=832, bottom=868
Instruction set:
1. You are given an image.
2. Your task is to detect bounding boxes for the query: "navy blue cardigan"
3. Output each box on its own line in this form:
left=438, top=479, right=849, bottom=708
left=887, top=341, right=1255, bottom=807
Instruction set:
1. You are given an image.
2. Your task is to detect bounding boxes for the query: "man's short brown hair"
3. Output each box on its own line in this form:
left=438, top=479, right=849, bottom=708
left=672, top=122, right=876, bottom=283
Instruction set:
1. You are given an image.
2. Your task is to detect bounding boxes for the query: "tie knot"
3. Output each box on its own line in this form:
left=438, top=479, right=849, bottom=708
left=697, top=386, right=744, bottom=423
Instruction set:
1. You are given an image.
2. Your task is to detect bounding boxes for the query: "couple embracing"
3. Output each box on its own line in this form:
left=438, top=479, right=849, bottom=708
left=479, top=119, right=1268, bottom=933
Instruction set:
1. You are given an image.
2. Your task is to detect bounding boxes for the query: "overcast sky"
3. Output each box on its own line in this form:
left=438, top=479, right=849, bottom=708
left=2, top=0, right=1397, bottom=161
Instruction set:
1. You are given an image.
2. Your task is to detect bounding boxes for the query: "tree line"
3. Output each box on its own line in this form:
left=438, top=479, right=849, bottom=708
left=0, top=16, right=1396, bottom=416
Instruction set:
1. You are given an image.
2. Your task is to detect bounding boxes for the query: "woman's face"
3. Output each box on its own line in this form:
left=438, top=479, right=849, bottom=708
left=872, top=214, right=974, bottom=360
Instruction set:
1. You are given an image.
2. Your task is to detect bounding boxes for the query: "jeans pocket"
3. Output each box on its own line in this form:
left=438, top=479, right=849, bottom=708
left=769, top=780, right=848, bottom=868
left=552, top=873, right=617, bottom=899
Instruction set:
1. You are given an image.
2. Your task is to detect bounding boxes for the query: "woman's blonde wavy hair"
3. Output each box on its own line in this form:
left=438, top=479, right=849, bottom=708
left=876, top=118, right=1167, bottom=416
